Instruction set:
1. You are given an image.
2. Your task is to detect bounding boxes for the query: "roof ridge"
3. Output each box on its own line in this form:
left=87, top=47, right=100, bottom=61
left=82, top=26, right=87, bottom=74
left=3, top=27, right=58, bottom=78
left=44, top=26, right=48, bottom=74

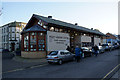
left=33, top=14, right=105, bottom=36
left=1, top=21, right=26, bottom=27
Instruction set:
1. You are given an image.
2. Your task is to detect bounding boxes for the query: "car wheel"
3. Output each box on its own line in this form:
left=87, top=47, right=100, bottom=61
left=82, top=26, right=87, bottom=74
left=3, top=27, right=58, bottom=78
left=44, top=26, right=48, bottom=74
left=90, top=53, right=92, bottom=56
left=58, top=60, right=62, bottom=65
left=72, top=57, right=76, bottom=61
left=89, top=54, right=92, bottom=57
left=48, top=61, right=52, bottom=64
left=82, top=53, right=84, bottom=58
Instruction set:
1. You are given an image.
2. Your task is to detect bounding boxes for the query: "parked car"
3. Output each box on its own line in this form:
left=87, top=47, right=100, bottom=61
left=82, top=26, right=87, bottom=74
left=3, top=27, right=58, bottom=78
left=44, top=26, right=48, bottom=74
left=108, top=43, right=114, bottom=50
left=81, top=47, right=92, bottom=57
left=46, top=50, right=75, bottom=65
left=2, top=49, right=9, bottom=53
left=98, top=46, right=105, bottom=53
left=101, top=44, right=111, bottom=51
left=111, top=45, right=115, bottom=50
left=113, top=43, right=119, bottom=49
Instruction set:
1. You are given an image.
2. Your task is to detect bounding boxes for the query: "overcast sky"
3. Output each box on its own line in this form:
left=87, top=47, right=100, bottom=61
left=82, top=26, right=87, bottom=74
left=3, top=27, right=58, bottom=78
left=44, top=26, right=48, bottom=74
left=0, top=1, right=118, bottom=35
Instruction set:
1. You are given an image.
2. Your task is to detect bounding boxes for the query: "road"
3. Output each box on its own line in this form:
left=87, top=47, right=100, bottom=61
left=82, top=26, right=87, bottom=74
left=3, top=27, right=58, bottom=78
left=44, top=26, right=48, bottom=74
left=2, top=49, right=120, bottom=79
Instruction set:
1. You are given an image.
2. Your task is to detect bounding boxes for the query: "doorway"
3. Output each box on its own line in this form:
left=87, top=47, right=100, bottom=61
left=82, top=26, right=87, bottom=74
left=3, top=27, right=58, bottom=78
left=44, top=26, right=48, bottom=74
left=11, top=43, right=15, bottom=51
left=91, top=37, right=94, bottom=46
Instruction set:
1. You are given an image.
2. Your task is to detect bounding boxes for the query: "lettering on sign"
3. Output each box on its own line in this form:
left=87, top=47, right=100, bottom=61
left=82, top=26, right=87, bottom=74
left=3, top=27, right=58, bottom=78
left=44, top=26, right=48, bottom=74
left=49, top=36, right=69, bottom=44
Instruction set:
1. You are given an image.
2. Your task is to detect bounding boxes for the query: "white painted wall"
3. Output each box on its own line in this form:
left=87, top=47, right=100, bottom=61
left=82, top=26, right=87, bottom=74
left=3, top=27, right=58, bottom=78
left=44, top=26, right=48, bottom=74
left=2, top=23, right=26, bottom=51
left=47, top=31, right=70, bottom=51
left=81, top=36, right=91, bottom=42
left=16, top=33, right=19, bottom=38
left=16, top=27, right=20, bottom=32
left=9, top=27, right=11, bottom=32
left=94, top=37, right=101, bottom=46
left=12, top=27, right=15, bottom=32
left=0, top=27, right=2, bottom=52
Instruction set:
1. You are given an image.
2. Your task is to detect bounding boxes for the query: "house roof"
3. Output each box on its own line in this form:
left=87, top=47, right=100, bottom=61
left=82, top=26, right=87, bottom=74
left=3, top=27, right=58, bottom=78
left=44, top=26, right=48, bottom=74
left=24, top=14, right=106, bottom=36
left=1, top=21, right=26, bottom=27
left=106, top=33, right=118, bottom=38
left=22, top=24, right=46, bottom=33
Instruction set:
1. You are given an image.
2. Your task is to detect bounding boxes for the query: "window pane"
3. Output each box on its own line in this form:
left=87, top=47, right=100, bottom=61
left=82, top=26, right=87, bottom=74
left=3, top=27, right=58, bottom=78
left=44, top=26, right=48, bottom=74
left=24, top=33, right=29, bottom=51
left=30, top=32, right=37, bottom=51
left=38, top=33, right=45, bottom=51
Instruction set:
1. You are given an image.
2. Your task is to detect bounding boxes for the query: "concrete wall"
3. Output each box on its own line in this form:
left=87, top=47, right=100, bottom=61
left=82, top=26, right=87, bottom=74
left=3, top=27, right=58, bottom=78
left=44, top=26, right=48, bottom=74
left=21, top=51, right=46, bottom=58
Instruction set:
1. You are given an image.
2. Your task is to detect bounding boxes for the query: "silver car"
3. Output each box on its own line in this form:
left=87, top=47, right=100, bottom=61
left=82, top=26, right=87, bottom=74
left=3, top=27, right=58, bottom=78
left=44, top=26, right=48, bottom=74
left=98, top=46, right=105, bottom=53
left=102, top=44, right=111, bottom=51
left=46, top=50, right=75, bottom=65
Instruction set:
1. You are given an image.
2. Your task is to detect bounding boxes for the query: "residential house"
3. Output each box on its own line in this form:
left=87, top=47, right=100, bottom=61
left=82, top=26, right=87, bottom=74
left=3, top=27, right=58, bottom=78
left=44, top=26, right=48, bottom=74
left=2, top=21, right=26, bottom=51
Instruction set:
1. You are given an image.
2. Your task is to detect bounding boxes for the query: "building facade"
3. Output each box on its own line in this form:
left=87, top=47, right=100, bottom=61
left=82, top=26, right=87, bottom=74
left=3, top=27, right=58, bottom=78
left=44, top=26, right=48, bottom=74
left=106, top=33, right=118, bottom=45
left=0, top=27, right=2, bottom=53
left=21, top=14, right=105, bottom=58
left=2, top=21, right=26, bottom=51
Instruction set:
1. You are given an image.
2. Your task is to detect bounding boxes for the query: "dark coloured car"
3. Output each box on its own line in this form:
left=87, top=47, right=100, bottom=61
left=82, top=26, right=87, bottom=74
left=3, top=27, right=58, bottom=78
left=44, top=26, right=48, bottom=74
left=113, top=43, right=119, bottom=49
left=81, top=47, right=92, bottom=57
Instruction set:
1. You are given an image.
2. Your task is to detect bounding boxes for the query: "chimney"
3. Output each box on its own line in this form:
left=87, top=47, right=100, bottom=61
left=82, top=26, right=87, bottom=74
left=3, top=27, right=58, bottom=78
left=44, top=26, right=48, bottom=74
left=91, top=28, right=93, bottom=30
left=48, top=16, right=52, bottom=19
left=75, top=23, right=78, bottom=25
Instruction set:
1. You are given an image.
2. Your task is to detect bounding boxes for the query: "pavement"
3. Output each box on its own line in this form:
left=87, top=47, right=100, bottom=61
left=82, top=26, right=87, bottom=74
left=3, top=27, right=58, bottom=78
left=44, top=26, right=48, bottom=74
left=2, top=54, right=47, bottom=73
left=13, top=56, right=47, bottom=63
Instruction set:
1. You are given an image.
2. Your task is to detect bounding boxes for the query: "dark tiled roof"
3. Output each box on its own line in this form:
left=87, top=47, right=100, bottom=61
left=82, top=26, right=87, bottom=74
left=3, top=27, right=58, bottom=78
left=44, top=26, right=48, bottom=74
left=23, top=24, right=46, bottom=33
left=33, top=14, right=105, bottom=36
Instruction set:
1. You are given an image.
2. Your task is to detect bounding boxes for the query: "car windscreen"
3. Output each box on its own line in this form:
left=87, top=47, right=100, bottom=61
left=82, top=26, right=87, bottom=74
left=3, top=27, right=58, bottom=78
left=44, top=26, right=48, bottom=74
left=82, top=48, right=88, bottom=50
left=49, top=51, right=58, bottom=55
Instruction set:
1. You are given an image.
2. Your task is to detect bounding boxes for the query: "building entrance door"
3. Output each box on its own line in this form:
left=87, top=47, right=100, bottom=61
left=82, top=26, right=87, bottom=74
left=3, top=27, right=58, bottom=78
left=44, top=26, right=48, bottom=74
left=91, top=37, right=94, bottom=46
left=11, top=43, right=15, bottom=51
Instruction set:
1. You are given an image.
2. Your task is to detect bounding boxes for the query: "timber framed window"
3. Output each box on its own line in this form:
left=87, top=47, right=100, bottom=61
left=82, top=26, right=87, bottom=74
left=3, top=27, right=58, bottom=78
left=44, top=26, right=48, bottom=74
left=30, top=32, right=37, bottom=51
left=38, top=33, right=45, bottom=51
left=22, top=32, right=46, bottom=52
left=24, top=33, right=29, bottom=51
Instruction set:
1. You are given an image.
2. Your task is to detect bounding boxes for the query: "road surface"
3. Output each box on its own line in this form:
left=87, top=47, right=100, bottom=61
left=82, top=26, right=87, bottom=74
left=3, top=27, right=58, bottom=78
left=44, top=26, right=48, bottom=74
left=2, top=49, right=120, bottom=79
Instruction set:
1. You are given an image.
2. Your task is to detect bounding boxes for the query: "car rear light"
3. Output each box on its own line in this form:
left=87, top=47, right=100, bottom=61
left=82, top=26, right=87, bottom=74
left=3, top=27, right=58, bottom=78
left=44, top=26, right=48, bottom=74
left=54, top=57, right=58, bottom=58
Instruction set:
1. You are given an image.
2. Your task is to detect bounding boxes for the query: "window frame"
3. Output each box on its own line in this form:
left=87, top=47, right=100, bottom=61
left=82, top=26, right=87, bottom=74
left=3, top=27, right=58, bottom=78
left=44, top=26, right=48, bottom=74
left=22, top=31, right=46, bottom=52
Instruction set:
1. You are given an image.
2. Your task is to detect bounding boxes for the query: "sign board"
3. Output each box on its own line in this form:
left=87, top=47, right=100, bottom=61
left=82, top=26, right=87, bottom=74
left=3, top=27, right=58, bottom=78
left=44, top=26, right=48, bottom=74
left=81, top=36, right=91, bottom=42
left=47, top=31, right=70, bottom=51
